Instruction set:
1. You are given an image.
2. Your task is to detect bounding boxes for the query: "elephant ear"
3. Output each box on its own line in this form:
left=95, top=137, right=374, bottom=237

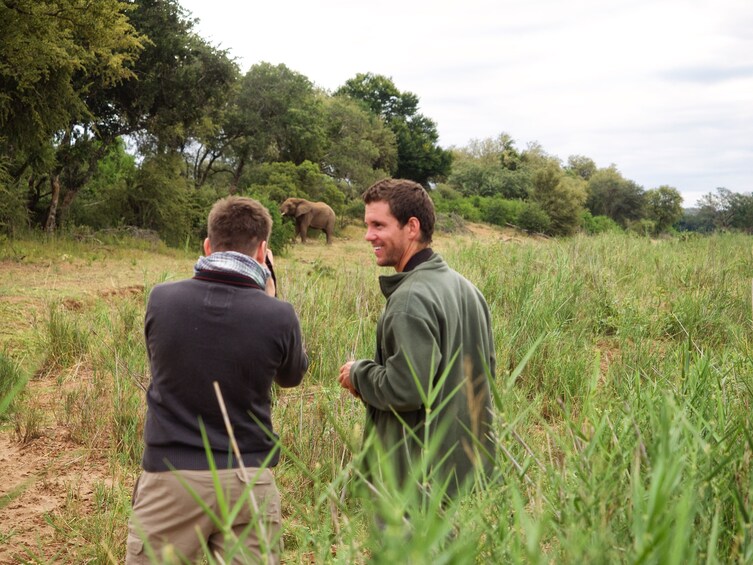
left=296, top=202, right=313, bottom=216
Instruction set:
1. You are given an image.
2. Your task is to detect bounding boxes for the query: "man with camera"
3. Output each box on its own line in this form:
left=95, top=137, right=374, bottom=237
left=127, top=196, right=308, bottom=564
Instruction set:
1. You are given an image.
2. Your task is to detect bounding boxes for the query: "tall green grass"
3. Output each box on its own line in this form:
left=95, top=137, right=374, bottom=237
left=2, top=231, right=751, bottom=562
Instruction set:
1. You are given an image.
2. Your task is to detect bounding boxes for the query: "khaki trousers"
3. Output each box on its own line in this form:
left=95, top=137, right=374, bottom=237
left=126, top=467, right=281, bottom=564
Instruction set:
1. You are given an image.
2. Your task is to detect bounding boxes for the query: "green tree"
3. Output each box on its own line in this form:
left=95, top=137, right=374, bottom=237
left=0, top=158, right=26, bottom=235
left=336, top=73, right=452, bottom=186
left=566, top=155, right=598, bottom=180
left=462, top=133, right=522, bottom=170
left=676, top=208, right=714, bottom=233
left=696, top=187, right=753, bottom=232
left=586, top=166, right=646, bottom=226
left=0, top=0, right=143, bottom=155
left=696, top=188, right=733, bottom=229
left=520, top=141, right=562, bottom=170
left=2, top=0, right=237, bottom=233
left=125, top=153, right=195, bottom=246
left=244, top=161, right=344, bottom=212
left=218, top=63, right=326, bottom=191
left=478, top=196, right=526, bottom=227
left=644, top=185, right=683, bottom=234
left=67, top=139, right=137, bottom=230
left=581, top=211, right=622, bottom=234
left=110, top=0, right=238, bottom=152
left=448, top=159, right=530, bottom=199
left=320, top=96, right=397, bottom=197
left=0, top=0, right=145, bottom=232
left=530, top=162, right=586, bottom=236
left=727, top=192, right=753, bottom=231
left=448, top=159, right=498, bottom=197
left=448, top=134, right=530, bottom=199
left=516, top=201, right=551, bottom=233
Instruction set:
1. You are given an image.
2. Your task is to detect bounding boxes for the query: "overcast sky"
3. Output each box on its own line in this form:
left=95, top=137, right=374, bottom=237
left=179, top=0, right=753, bottom=206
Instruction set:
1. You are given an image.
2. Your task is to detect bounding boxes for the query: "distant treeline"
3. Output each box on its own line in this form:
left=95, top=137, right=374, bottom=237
left=1, top=0, right=749, bottom=245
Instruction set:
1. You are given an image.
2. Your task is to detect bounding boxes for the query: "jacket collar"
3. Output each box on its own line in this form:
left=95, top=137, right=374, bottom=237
left=378, top=253, right=445, bottom=298
left=193, top=269, right=264, bottom=289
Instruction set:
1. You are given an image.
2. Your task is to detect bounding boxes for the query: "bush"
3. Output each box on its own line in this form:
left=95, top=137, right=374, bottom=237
left=582, top=211, right=622, bottom=235
left=433, top=183, right=462, bottom=200
left=479, top=197, right=525, bottom=227
left=121, top=154, right=195, bottom=247
left=626, top=218, right=656, bottom=237
left=342, top=199, right=365, bottom=220
left=433, top=196, right=481, bottom=222
left=260, top=197, right=294, bottom=256
left=515, top=202, right=551, bottom=233
left=67, top=140, right=137, bottom=231
left=244, top=161, right=345, bottom=214
left=435, top=212, right=469, bottom=234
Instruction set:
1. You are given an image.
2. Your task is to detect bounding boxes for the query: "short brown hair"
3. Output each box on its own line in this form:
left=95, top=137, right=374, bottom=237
left=362, top=178, right=435, bottom=243
left=207, top=196, right=272, bottom=254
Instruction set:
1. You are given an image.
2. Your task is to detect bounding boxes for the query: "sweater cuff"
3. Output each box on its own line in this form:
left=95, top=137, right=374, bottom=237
left=350, top=360, right=364, bottom=394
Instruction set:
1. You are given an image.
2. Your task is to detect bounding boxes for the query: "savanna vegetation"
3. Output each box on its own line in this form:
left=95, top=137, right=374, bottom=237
left=2, top=0, right=752, bottom=563
left=1, top=228, right=752, bottom=563
left=2, top=0, right=753, bottom=248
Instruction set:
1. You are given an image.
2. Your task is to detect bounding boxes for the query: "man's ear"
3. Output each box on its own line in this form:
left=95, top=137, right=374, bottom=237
left=254, top=240, right=268, bottom=264
left=406, top=217, right=422, bottom=241
left=203, top=237, right=212, bottom=256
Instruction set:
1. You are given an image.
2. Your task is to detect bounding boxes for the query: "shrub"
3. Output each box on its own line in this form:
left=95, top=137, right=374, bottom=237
left=582, top=211, right=622, bottom=235
left=342, top=199, right=365, bottom=220
left=515, top=202, right=551, bottom=233
left=258, top=196, right=295, bottom=256
left=626, top=218, right=656, bottom=237
left=433, top=196, right=481, bottom=222
left=479, top=197, right=525, bottom=227
left=244, top=161, right=345, bottom=213
left=433, top=183, right=462, bottom=200
left=435, top=212, right=468, bottom=234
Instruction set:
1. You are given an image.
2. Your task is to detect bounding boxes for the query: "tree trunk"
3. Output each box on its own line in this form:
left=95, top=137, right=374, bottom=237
left=230, top=158, right=245, bottom=195
left=49, top=134, right=111, bottom=230
left=59, top=188, right=78, bottom=223
left=45, top=174, right=61, bottom=233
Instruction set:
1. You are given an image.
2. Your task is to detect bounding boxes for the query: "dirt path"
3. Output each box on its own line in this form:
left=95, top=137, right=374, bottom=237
left=0, top=431, right=111, bottom=562
left=0, top=245, right=193, bottom=563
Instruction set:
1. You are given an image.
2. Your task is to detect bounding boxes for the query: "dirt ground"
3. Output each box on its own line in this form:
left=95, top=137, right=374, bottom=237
left=0, top=243, right=193, bottom=563
left=0, top=222, right=520, bottom=563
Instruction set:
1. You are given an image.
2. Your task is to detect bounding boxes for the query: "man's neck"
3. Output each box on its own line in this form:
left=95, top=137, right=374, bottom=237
left=401, top=247, right=434, bottom=273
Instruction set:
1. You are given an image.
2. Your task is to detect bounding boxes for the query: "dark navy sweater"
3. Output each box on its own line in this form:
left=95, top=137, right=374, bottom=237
left=141, top=270, right=308, bottom=472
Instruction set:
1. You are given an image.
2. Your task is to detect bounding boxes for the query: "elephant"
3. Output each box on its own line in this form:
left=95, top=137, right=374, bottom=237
left=280, top=197, right=336, bottom=244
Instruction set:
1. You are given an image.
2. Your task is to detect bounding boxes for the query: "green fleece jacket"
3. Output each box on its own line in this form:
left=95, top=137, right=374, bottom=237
left=350, top=253, right=496, bottom=498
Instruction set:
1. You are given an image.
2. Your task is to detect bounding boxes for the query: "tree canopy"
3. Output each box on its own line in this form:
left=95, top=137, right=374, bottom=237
left=3, top=0, right=745, bottom=242
left=586, top=166, right=646, bottom=226
left=0, top=0, right=143, bottom=153
left=336, top=73, right=452, bottom=186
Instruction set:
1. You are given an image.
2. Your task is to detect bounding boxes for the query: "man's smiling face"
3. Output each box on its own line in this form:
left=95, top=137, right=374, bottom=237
left=363, top=200, right=414, bottom=272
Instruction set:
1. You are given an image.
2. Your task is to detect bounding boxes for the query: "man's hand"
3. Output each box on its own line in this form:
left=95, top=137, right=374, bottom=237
left=338, top=361, right=360, bottom=398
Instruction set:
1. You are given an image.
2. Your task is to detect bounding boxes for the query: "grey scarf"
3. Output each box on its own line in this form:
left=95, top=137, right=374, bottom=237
left=194, top=251, right=270, bottom=289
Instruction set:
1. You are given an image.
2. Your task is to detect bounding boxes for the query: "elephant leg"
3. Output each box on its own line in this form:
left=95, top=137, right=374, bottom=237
left=299, top=220, right=309, bottom=243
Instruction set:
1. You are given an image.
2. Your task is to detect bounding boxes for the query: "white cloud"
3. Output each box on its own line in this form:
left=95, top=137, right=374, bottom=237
left=180, top=0, right=753, bottom=205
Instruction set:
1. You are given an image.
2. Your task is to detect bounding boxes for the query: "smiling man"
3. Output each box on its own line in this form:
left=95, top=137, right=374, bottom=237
left=338, top=178, right=496, bottom=502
